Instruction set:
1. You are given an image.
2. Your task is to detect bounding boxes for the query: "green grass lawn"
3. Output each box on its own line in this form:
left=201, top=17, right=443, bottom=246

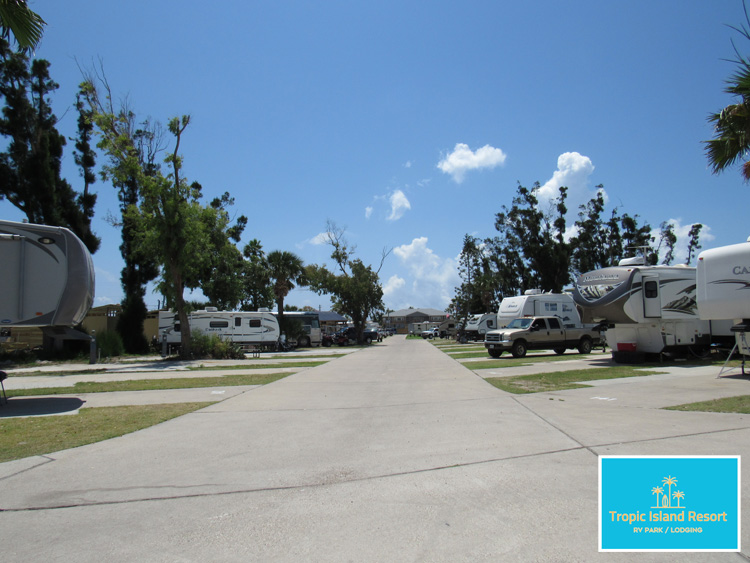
left=0, top=403, right=214, bottom=463
left=485, top=366, right=663, bottom=394
left=6, top=371, right=294, bottom=397
left=9, top=360, right=328, bottom=378
left=666, top=395, right=750, bottom=414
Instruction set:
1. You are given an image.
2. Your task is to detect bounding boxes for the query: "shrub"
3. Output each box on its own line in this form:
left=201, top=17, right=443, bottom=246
left=96, top=330, right=125, bottom=358
left=189, top=331, right=245, bottom=359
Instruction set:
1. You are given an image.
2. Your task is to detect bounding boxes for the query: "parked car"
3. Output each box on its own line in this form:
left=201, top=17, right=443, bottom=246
left=421, top=327, right=439, bottom=339
left=334, top=327, right=381, bottom=345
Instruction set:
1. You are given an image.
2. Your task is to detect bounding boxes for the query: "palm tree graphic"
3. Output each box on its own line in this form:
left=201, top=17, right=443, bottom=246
left=662, top=476, right=678, bottom=508
left=672, top=490, right=685, bottom=508
left=651, top=486, right=663, bottom=508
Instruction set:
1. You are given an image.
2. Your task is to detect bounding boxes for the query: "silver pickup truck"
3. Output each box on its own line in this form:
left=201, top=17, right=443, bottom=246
left=484, top=316, right=601, bottom=358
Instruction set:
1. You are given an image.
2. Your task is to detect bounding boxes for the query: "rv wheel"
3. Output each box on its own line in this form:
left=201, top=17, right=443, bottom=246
left=688, top=345, right=710, bottom=359
left=511, top=340, right=527, bottom=358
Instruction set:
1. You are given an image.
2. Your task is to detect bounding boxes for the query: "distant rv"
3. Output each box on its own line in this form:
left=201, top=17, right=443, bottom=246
left=158, top=309, right=280, bottom=351
left=0, top=220, right=94, bottom=327
left=573, top=257, right=732, bottom=361
left=497, top=290, right=581, bottom=327
left=697, top=238, right=750, bottom=355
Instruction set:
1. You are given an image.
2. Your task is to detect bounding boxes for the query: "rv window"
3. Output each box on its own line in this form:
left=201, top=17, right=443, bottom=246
left=210, top=321, right=229, bottom=328
left=548, top=318, right=561, bottom=329
left=249, top=319, right=261, bottom=328
left=235, top=317, right=242, bottom=327
left=174, top=323, right=181, bottom=333
left=487, top=320, right=494, bottom=328
left=644, top=280, right=658, bottom=299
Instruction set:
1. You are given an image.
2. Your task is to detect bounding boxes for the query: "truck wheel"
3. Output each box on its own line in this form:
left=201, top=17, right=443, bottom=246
left=554, top=348, right=566, bottom=355
left=577, top=337, right=592, bottom=355
left=299, top=336, right=311, bottom=348
left=488, top=349, right=502, bottom=358
left=511, top=340, right=527, bottom=358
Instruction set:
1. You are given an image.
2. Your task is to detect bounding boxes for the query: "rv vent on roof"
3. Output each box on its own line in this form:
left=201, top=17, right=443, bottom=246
left=205, top=307, right=218, bottom=312
left=524, top=289, right=542, bottom=295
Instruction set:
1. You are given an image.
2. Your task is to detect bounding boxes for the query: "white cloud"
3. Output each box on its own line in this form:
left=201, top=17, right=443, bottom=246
left=387, top=189, right=411, bottom=221
left=386, top=237, right=460, bottom=309
left=538, top=152, right=597, bottom=208
left=437, top=143, right=507, bottom=183
left=365, top=206, right=373, bottom=219
left=308, top=232, right=330, bottom=245
left=383, top=275, right=405, bottom=297
left=404, top=160, right=412, bottom=168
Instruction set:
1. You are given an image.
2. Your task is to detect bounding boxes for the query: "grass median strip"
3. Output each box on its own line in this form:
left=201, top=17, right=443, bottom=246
left=7, top=371, right=294, bottom=397
left=0, top=403, right=214, bottom=463
left=9, top=360, right=328, bottom=378
left=486, top=366, right=663, bottom=394
left=666, top=396, right=750, bottom=414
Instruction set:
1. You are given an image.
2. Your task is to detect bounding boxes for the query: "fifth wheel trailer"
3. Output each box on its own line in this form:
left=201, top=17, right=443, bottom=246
left=573, top=257, right=732, bottom=361
left=697, top=238, right=750, bottom=355
left=0, top=220, right=94, bottom=328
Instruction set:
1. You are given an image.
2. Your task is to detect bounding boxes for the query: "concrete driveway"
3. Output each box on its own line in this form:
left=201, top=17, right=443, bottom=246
left=1, top=336, right=748, bottom=561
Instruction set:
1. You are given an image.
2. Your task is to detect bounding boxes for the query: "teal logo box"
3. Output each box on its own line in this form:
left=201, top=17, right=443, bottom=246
left=599, top=456, right=740, bottom=552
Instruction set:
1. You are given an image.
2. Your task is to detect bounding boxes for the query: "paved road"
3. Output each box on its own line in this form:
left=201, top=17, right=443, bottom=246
left=1, top=336, right=749, bottom=561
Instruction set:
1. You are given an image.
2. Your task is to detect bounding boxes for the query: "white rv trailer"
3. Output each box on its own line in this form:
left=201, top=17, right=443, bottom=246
left=497, top=290, right=581, bottom=327
left=158, top=309, right=280, bottom=351
left=696, top=239, right=750, bottom=355
left=0, top=220, right=94, bottom=327
left=463, top=313, right=497, bottom=341
left=573, top=258, right=731, bottom=361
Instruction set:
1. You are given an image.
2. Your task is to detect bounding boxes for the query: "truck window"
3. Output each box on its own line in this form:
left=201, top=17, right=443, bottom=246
left=548, top=318, right=561, bottom=329
left=487, top=319, right=494, bottom=328
left=531, top=319, right=545, bottom=330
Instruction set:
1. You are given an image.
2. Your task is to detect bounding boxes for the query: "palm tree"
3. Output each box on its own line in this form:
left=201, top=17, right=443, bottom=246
left=0, top=1, right=45, bottom=50
left=662, top=475, right=678, bottom=507
left=705, top=5, right=750, bottom=180
left=266, top=250, right=307, bottom=322
left=651, top=486, right=663, bottom=508
left=672, top=490, right=685, bottom=508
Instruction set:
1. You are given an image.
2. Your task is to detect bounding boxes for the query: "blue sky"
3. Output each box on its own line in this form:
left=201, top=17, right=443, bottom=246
left=2, top=1, right=748, bottom=312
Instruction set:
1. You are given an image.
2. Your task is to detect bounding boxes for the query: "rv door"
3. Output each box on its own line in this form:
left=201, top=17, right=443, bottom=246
left=642, top=276, right=661, bottom=318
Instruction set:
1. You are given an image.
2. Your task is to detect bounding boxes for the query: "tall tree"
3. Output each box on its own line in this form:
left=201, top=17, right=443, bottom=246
left=307, top=222, right=387, bottom=343
left=686, top=223, right=703, bottom=265
left=570, top=188, right=609, bottom=275
left=81, top=72, right=162, bottom=353
left=492, top=183, right=570, bottom=293
left=655, top=221, right=677, bottom=265
left=239, top=239, right=275, bottom=311
left=127, top=116, right=246, bottom=358
left=0, top=0, right=45, bottom=51
left=267, top=250, right=307, bottom=323
left=0, top=40, right=99, bottom=252
left=620, top=212, right=654, bottom=263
